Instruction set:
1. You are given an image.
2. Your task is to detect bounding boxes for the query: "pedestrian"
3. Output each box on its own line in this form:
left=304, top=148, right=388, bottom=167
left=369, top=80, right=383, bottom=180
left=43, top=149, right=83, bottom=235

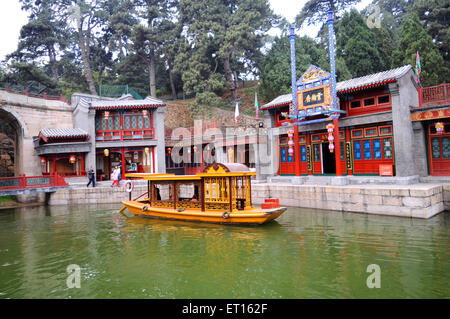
left=87, top=167, right=95, bottom=188
left=111, top=166, right=120, bottom=187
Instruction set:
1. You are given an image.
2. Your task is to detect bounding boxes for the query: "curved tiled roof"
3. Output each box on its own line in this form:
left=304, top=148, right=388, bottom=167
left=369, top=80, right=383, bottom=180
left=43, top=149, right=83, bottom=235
left=261, top=65, right=412, bottom=110
left=90, top=96, right=166, bottom=109
left=39, top=128, right=89, bottom=139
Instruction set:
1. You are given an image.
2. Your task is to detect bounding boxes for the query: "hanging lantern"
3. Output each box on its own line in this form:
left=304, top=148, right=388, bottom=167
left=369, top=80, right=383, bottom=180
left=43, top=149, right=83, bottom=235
left=288, top=139, right=294, bottom=146
left=288, top=147, right=294, bottom=155
left=193, top=146, right=198, bottom=152
left=435, top=122, right=444, bottom=134
left=104, top=111, right=110, bottom=120
left=104, top=149, right=109, bottom=157
left=69, top=155, right=76, bottom=164
left=287, top=129, right=294, bottom=138
left=145, top=147, right=150, bottom=155
left=41, top=157, right=46, bottom=165
left=327, top=123, right=334, bottom=133
left=326, top=123, right=335, bottom=153
left=167, top=148, right=172, bottom=154
left=142, top=109, right=148, bottom=118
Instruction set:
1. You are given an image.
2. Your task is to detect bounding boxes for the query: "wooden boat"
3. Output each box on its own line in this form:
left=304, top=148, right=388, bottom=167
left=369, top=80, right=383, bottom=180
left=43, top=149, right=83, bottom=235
left=121, top=163, right=286, bottom=225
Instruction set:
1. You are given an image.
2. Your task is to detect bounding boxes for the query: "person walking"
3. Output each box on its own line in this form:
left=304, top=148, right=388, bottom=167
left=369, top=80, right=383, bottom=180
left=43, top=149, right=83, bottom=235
left=87, top=167, right=95, bottom=188
left=111, top=166, right=120, bottom=187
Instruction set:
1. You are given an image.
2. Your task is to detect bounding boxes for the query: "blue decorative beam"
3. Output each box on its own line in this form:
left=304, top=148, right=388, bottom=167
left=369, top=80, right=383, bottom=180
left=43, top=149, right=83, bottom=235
left=327, top=11, right=338, bottom=113
left=289, top=27, right=297, bottom=119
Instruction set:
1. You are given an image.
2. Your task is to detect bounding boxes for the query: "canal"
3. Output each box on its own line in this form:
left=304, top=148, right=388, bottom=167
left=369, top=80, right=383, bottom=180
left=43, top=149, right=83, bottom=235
left=0, top=204, right=448, bottom=298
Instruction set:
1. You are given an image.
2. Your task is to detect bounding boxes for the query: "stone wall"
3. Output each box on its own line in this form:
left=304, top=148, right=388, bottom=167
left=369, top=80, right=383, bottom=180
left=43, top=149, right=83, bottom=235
left=444, top=184, right=450, bottom=211
left=0, top=90, right=73, bottom=176
left=251, top=183, right=446, bottom=219
left=48, top=185, right=148, bottom=206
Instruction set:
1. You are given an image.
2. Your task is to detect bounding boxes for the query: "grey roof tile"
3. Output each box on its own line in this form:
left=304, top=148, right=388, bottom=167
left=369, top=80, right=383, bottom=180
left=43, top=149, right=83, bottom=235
left=261, top=65, right=412, bottom=109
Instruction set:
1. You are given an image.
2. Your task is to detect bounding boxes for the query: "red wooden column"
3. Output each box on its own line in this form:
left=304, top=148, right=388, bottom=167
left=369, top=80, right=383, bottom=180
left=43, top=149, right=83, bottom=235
left=121, top=148, right=126, bottom=177
left=307, top=132, right=313, bottom=176
left=418, top=86, right=422, bottom=107
left=333, top=117, right=342, bottom=176
left=294, top=125, right=301, bottom=176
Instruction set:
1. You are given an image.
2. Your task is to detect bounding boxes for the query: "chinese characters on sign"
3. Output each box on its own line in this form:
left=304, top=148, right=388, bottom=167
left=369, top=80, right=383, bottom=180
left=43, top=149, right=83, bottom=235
left=302, top=88, right=325, bottom=107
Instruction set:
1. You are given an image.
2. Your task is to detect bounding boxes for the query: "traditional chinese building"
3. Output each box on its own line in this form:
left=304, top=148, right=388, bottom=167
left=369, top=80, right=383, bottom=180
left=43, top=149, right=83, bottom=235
left=261, top=62, right=430, bottom=178
left=70, top=93, right=166, bottom=180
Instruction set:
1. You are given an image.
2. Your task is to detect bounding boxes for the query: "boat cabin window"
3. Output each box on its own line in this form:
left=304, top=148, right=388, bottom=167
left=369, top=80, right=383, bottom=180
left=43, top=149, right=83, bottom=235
left=204, top=177, right=229, bottom=202
left=152, top=183, right=173, bottom=201
left=177, top=183, right=200, bottom=202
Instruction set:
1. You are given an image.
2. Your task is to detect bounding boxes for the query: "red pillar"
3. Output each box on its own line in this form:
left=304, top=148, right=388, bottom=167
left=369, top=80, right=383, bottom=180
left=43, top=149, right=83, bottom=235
left=307, top=132, right=312, bottom=176
left=418, top=86, right=423, bottom=107
left=121, top=148, right=126, bottom=177
left=294, top=125, right=301, bottom=176
left=333, top=117, right=342, bottom=176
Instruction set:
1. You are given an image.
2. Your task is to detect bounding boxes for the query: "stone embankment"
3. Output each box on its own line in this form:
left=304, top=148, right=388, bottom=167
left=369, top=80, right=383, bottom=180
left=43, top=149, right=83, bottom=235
left=252, top=183, right=449, bottom=219
left=47, top=181, right=450, bottom=219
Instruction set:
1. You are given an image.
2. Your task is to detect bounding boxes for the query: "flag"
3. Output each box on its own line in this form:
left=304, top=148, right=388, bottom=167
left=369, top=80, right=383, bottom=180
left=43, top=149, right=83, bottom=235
left=415, top=51, right=421, bottom=84
left=234, top=101, right=239, bottom=127
left=254, top=92, right=259, bottom=120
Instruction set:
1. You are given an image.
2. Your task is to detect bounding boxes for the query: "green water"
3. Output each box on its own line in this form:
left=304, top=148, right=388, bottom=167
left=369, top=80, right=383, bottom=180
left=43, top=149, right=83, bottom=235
left=0, top=204, right=448, bottom=298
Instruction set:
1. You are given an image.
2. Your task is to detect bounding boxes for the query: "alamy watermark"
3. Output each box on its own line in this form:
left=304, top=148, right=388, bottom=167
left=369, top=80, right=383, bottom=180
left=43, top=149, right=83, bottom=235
left=66, top=264, right=81, bottom=289
left=366, top=264, right=381, bottom=288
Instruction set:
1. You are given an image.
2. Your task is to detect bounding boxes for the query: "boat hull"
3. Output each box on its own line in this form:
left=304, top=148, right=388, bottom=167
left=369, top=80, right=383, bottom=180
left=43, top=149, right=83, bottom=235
left=121, top=200, right=287, bottom=225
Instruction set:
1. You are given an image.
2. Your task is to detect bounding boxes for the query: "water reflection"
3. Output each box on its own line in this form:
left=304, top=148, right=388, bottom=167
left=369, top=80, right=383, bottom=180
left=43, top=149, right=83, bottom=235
left=0, top=204, right=448, bottom=298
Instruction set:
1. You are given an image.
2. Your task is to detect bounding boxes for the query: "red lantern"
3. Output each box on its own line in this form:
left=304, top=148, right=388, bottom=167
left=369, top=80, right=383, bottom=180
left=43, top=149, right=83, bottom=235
left=69, top=155, right=76, bottom=164
left=104, top=149, right=109, bottom=157
left=104, top=111, right=110, bottom=120
left=193, top=146, right=198, bottom=152
left=142, top=110, right=148, bottom=118
left=41, top=157, right=46, bottom=165
left=167, top=148, right=172, bottom=154
left=288, top=147, right=294, bottom=155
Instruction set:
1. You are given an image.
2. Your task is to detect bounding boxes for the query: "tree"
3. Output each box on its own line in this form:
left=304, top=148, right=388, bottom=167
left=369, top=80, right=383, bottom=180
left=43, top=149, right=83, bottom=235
left=392, top=14, right=447, bottom=87
left=179, top=0, right=276, bottom=101
left=413, top=0, right=450, bottom=79
left=259, top=35, right=329, bottom=101
left=7, top=2, right=68, bottom=82
left=67, top=1, right=114, bottom=95
left=127, top=0, right=178, bottom=98
left=372, top=27, right=394, bottom=70
left=295, top=0, right=362, bottom=29
left=336, top=10, right=383, bottom=77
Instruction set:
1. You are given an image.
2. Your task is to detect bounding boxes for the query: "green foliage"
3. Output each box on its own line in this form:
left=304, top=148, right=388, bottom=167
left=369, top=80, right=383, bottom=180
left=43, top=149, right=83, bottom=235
left=178, top=0, right=277, bottom=100
left=413, top=0, right=450, bottom=80
left=392, top=14, right=447, bottom=87
left=295, top=0, right=362, bottom=28
left=187, top=91, right=220, bottom=118
left=259, top=35, right=328, bottom=101
left=336, top=10, right=383, bottom=77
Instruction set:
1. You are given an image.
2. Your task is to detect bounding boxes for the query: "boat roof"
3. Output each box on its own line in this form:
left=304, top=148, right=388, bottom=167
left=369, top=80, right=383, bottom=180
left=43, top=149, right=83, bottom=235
left=125, top=163, right=256, bottom=181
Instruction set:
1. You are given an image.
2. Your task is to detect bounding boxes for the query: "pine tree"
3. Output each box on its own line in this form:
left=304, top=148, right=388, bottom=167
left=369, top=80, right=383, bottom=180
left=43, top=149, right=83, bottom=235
left=392, top=14, right=447, bottom=87
left=336, top=10, right=383, bottom=77
left=259, top=35, right=329, bottom=101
